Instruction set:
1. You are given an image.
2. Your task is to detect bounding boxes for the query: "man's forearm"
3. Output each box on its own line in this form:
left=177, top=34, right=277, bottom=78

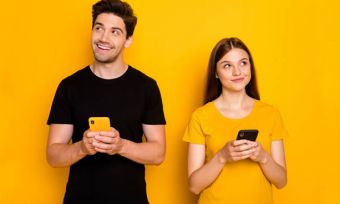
left=118, top=139, right=165, bottom=165
left=47, top=141, right=87, bottom=168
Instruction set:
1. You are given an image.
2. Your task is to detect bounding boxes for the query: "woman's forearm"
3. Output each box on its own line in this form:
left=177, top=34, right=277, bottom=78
left=188, top=151, right=225, bottom=194
left=259, top=153, right=287, bottom=188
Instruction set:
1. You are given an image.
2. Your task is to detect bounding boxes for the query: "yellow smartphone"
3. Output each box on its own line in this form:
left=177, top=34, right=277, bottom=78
left=88, top=117, right=111, bottom=131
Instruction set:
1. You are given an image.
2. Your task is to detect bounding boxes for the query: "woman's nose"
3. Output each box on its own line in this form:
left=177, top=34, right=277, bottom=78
left=232, top=66, right=241, bottom=76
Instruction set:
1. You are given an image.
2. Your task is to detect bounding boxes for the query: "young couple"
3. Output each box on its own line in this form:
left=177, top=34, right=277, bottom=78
left=46, top=1, right=287, bottom=204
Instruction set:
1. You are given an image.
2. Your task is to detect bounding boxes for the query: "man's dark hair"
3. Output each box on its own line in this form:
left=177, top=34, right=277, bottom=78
left=205, top=37, right=260, bottom=104
left=92, top=0, right=137, bottom=38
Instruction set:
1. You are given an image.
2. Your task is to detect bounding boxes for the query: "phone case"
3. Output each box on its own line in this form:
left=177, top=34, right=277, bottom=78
left=236, top=129, right=258, bottom=141
left=88, top=117, right=111, bottom=131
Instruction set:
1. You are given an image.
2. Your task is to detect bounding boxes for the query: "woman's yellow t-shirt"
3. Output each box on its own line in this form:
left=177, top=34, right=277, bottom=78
left=183, top=100, right=288, bottom=204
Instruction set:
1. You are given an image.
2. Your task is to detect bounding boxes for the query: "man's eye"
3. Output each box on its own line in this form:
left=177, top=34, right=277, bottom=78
left=112, top=30, right=121, bottom=36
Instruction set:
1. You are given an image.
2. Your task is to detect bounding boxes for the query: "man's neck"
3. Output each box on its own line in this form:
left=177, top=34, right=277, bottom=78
left=91, top=61, right=128, bottom=79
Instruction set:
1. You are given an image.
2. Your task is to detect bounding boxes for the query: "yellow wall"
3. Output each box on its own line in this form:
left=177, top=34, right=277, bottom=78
left=1, top=0, right=339, bottom=203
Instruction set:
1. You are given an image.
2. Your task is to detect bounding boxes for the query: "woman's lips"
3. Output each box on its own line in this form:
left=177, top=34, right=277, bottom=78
left=231, top=77, right=244, bottom=83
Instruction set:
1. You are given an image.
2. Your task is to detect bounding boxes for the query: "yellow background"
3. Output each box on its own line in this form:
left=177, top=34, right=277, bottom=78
left=1, top=0, right=339, bottom=203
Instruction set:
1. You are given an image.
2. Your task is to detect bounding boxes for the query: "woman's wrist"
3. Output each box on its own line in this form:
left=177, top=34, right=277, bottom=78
left=259, top=152, right=269, bottom=165
left=217, top=150, right=227, bottom=164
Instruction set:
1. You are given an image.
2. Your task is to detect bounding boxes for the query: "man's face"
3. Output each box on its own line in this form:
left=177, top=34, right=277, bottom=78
left=91, top=13, right=132, bottom=63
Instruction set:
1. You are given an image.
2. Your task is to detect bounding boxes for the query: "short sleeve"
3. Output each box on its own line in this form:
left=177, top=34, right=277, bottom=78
left=47, top=79, right=73, bottom=125
left=270, top=108, right=289, bottom=140
left=183, top=111, right=205, bottom=144
left=142, top=80, right=166, bottom=125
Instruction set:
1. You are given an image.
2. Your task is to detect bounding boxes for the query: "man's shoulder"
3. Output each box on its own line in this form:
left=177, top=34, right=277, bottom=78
left=59, top=66, right=90, bottom=86
left=127, top=66, right=157, bottom=85
left=64, top=66, right=90, bottom=81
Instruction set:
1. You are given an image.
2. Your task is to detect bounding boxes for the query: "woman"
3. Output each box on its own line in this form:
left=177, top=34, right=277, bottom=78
left=183, top=37, right=287, bottom=204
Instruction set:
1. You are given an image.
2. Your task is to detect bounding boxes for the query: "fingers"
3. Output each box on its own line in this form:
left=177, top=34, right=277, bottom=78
left=249, top=142, right=268, bottom=163
left=94, top=129, right=120, bottom=144
left=89, top=128, right=121, bottom=155
left=232, top=139, right=257, bottom=147
left=92, top=141, right=112, bottom=150
left=94, top=135, right=116, bottom=143
left=232, top=154, right=252, bottom=161
left=85, top=131, right=97, bottom=138
left=92, top=140, right=122, bottom=155
left=82, top=128, right=119, bottom=155
left=85, top=129, right=119, bottom=145
left=223, top=151, right=253, bottom=162
left=92, top=135, right=120, bottom=148
left=231, top=140, right=257, bottom=152
left=221, top=140, right=260, bottom=162
left=222, top=140, right=269, bottom=164
left=82, top=128, right=125, bottom=156
left=85, top=127, right=118, bottom=137
left=231, top=148, right=256, bottom=157
left=80, top=138, right=96, bottom=155
left=232, top=139, right=249, bottom=146
left=98, top=130, right=117, bottom=137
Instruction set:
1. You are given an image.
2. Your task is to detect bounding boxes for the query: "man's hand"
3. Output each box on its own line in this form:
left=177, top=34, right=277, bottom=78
left=80, top=130, right=98, bottom=155
left=92, top=127, right=125, bottom=155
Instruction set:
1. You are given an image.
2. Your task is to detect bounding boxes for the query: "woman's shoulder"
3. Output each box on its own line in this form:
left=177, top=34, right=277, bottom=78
left=191, top=102, right=216, bottom=118
left=254, top=100, right=281, bottom=115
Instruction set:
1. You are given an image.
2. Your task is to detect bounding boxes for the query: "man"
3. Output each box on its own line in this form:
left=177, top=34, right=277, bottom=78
left=46, top=1, right=166, bottom=203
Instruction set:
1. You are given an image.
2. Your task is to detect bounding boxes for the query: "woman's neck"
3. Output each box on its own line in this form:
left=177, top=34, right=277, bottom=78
left=218, top=90, right=252, bottom=108
left=214, top=91, right=255, bottom=119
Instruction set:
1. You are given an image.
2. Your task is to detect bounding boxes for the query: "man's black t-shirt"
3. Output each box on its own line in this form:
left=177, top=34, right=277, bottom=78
left=47, top=66, right=166, bottom=204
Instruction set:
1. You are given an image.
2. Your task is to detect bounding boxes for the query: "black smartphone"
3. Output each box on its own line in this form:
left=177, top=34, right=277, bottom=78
left=236, top=129, right=258, bottom=141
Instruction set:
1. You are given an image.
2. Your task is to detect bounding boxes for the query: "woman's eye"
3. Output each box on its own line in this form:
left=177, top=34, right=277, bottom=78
left=241, top=61, right=248, bottom=66
left=223, top=64, right=231, bottom=68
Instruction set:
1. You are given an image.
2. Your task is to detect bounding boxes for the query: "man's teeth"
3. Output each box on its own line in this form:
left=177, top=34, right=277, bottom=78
left=97, top=44, right=111, bottom=50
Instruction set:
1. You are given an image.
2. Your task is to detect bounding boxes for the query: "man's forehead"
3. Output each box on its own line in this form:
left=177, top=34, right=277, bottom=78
left=94, top=13, right=125, bottom=28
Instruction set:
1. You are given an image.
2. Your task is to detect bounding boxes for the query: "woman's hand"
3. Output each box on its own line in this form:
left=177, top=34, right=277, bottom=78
left=218, top=140, right=257, bottom=163
left=249, top=142, right=269, bottom=164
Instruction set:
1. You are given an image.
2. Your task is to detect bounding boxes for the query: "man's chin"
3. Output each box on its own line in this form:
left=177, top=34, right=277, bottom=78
left=94, top=56, right=116, bottom=64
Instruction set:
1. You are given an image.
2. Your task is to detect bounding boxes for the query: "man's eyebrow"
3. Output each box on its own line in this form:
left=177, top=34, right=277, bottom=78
left=94, top=23, right=124, bottom=33
left=112, top=27, right=124, bottom=33
left=94, top=22, right=104, bottom=26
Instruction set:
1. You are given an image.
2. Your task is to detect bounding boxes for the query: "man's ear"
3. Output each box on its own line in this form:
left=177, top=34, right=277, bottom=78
left=124, top=36, right=133, bottom=48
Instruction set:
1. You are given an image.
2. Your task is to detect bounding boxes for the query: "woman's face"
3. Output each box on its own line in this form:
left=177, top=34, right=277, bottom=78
left=216, top=48, right=251, bottom=93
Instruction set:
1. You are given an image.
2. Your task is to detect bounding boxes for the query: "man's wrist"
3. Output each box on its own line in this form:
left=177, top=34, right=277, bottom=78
left=78, top=141, right=88, bottom=156
left=118, top=139, right=128, bottom=155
